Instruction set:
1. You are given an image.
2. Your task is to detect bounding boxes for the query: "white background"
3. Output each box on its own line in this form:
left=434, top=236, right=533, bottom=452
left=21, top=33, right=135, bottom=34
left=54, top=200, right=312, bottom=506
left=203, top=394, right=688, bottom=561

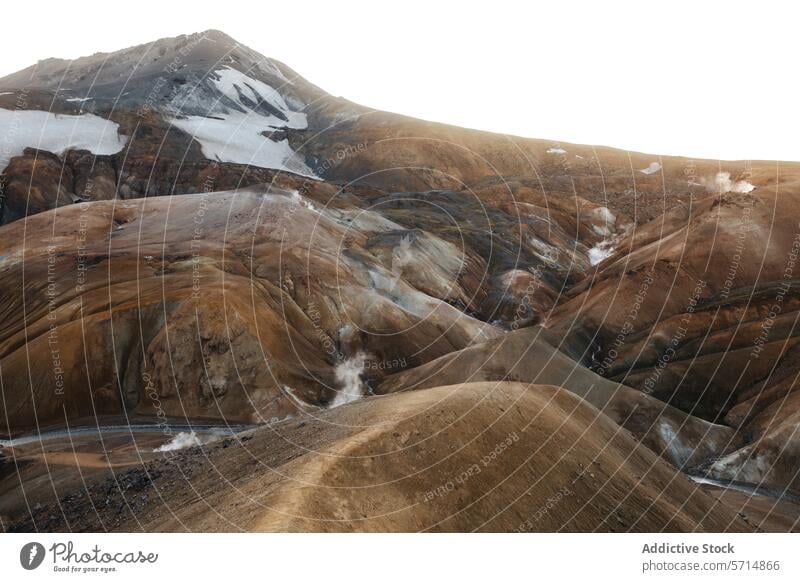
left=0, top=0, right=799, bottom=160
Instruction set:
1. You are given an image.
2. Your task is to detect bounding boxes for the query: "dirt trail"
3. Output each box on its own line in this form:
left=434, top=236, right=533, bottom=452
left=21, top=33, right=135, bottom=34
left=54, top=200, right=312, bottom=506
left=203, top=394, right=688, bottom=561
left=4, top=383, right=760, bottom=532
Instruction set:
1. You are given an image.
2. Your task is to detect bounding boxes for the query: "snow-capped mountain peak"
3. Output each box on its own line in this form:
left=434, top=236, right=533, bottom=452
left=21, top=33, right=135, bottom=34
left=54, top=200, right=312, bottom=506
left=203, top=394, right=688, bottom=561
left=0, top=30, right=323, bottom=176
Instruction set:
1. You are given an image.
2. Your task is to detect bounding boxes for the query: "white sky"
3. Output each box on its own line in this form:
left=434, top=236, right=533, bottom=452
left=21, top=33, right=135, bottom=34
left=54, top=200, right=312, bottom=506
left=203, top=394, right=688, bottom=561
left=1, top=0, right=799, bottom=161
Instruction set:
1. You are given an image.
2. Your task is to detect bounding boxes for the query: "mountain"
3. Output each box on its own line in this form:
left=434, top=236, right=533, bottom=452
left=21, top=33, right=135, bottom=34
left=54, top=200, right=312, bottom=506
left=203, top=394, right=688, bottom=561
left=2, top=31, right=800, bottom=533
left=2, top=30, right=784, bottom=225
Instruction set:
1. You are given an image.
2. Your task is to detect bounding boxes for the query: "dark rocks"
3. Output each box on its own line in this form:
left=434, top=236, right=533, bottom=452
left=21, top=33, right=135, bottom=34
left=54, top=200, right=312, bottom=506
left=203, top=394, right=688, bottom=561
left=1, top=148, right=74, bottom=224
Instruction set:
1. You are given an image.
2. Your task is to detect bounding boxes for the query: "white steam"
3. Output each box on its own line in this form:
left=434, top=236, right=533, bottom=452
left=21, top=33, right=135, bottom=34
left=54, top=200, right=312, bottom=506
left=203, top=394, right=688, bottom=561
left=153, top=431, right=216, bottom=452
left=702, top=172, right=755, bottom=194
left=291, top=189, right=318, bottom=211
left=590, top=206, right=616, bottom=237
left=331, top=352, right=368, bottom=408
left=588, top=239, right=617, bottom=266
left=388, top=234, right=413, bottom=291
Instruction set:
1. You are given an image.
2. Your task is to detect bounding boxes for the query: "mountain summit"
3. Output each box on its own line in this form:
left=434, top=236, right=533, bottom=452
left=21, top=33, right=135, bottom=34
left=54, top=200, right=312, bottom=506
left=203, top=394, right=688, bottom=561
left=0, top=30, right=314, bottom=102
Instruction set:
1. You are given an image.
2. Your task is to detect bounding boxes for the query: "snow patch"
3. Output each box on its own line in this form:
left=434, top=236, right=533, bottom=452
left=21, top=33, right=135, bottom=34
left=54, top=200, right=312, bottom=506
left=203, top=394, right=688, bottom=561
left=153, top=431, right=216, bottom=452
left=0, top=108, right=127, bottom=170
left=210, top=67, right=307, bottom=129
left=688, top=475, right=771, bottom=497
left=547, top=147, right=567, bottom=155
left=330, top=353, right=368, bottom=408
left=701, top=171, right=755, bottom=194
left=639, top=161, right=661, bottom=175
left=172, top=113, right=314, bottom=176
left=170, top=66, right=313, bottom=176
left=706, top=444, right=772, bottom=484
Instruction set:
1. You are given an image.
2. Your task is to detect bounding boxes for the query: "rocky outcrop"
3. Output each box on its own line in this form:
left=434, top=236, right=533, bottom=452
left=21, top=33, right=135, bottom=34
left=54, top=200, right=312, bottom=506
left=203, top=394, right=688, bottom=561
left=1, top=148, right=75, bottom=223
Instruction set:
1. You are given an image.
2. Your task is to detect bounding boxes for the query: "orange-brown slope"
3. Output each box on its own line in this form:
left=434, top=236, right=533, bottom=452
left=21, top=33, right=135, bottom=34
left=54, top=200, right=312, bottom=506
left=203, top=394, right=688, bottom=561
left=549, top=185, right=800, bottom=493
left=8, top=382, right=754, bottom=532
left=210, top=383, right=752, bottom=532
left=377, top=326, right=737, bottom=469
left=0, top=179, right=502, bottom=435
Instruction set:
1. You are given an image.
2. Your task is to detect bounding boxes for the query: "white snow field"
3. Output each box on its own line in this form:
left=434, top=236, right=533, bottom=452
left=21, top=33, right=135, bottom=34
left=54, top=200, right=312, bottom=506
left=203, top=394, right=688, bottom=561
left=0, top=107, right=127, bottom=170
left=171, top=66, right=314, bottom=176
